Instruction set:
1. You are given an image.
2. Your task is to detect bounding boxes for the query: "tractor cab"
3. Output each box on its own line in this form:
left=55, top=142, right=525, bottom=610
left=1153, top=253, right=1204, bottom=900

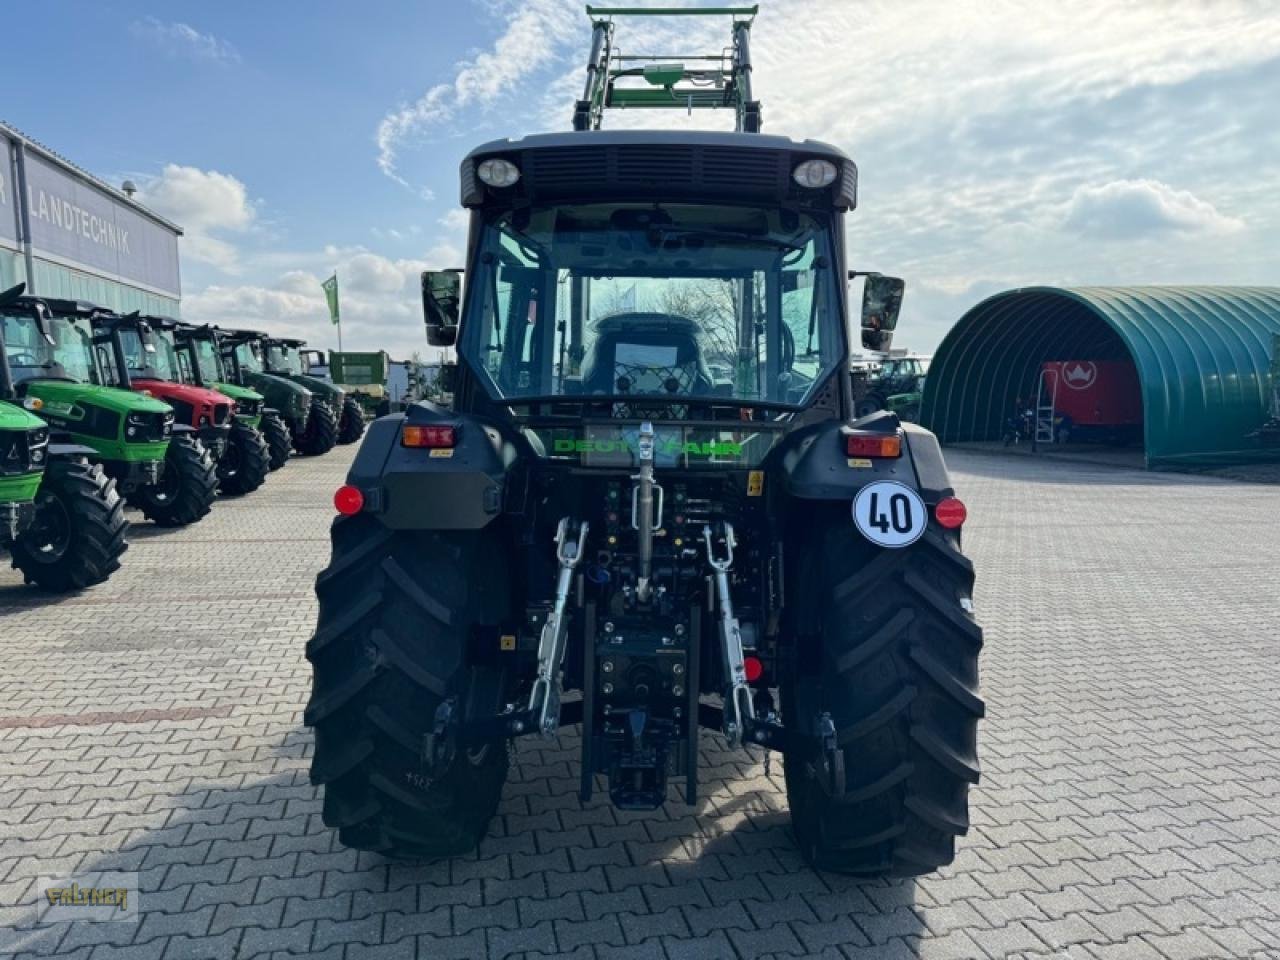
left=175, top=324, right=296, bottom=473
left=259, top=336, right=365, bottom=446
left=92, top=313, right=234, bottom=461
left=0, top=283, right=131, bottom=588
left=0, top=285, right=174, bottom=494
left=221, top=330, right=337, bottom=456
left=259, top=336, right=346, bottom=411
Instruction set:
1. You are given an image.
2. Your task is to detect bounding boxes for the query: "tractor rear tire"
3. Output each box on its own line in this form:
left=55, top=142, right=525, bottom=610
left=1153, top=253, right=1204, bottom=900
left=782, top=524, right=983, bottom=876
left=306, top=514, right=511, bottom=858
left=261, top=413, right=292, bottom=471
left=134, top=434, right=219, bottom=527
left=856, top=394, right=886, bottom=419
left=337, top=397, right=365, bottom=445
left=217, top=420, right=270, bottom=496
left=297, top=401, right=338, bottom=456
left=10, top=459, right=128, bottom=592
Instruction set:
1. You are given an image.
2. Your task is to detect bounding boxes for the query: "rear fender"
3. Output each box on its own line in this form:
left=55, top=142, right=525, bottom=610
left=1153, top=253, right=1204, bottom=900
left=345, top=403, right=521, bottom=530
left=778, top=411, right=955, bottom=503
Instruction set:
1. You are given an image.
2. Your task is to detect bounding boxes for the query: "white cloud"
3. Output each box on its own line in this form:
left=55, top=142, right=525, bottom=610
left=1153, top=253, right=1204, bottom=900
left=140, top=165, right=255, bottom=233
left=130, top=17, right=239, bottom=64
left=1062, top=179, right=1245, bottom=239
left=374, top=0, right=579, bottom=187
left=345, top=252, right=410, bottom=295
left=138, top=165, right=256, bottom=273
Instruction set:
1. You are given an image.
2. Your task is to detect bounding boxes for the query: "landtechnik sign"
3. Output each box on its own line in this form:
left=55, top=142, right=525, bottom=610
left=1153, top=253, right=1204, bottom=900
left=2, top=127, right=181, bottom=298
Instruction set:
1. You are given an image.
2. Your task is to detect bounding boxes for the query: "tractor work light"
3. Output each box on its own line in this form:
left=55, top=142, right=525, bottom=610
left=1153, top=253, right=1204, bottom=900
left=333, top=484, right=364, bottom=516
left=846, top=433, right=901, bottom=458
left=402, top=424, right=457, bottom=448
left=477, top=158, right=520, bottom=188
left=792, top=158, right=838, bottom=189
left=934, top=497, right=967, bottom=529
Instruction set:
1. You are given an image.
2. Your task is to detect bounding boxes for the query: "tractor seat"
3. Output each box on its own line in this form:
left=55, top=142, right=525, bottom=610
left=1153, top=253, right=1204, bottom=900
left=582, top=313, right=712, bottom=396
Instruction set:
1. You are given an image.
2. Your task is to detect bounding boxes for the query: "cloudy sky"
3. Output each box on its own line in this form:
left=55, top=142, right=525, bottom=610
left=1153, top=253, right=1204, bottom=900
left=6, top=0, right=1278, bottom=359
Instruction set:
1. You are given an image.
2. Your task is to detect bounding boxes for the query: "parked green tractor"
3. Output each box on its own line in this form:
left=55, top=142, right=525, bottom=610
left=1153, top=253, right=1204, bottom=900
left=220, top=331, right=336, bottom=456
left=173, top=323, right=294, bottom=472
left=262, top=337, right=363, bottom=445
left=1, top=285, right=130, bottom=589
left=177, top=325, right=294, bottom=471
left=305, top=6, right=982, bottom=876
left=216, top=332, right=327, bottom=460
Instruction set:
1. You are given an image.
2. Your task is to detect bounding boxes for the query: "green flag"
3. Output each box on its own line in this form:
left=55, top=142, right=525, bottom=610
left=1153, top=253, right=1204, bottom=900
left=322, top=273, right=340, bottom=325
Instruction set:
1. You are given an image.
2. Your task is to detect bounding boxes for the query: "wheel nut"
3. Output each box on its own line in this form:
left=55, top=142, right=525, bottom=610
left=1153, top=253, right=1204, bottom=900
left=602, top=682, right=614, bottom=694
left=674, top=624, right=686, bottom=637
left=604, top=621, right=615, bottom=633
left=672, top=663, right=685, bottom=675
left=602, top=660, right=614, bottom=673
left=672, top=684, right=684, bottom=697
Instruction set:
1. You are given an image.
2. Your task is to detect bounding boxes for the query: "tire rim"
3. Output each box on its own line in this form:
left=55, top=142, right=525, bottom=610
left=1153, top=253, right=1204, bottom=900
left=150, top=461, right=181, bottom=504
left=221, top=439, right=242, bottom=478
left=27, top=491, right=71, bottom=563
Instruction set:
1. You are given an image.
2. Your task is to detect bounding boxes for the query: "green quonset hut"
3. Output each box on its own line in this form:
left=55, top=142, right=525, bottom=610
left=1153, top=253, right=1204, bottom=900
left=2, top=121, right=182, bottom=315
left=921, top=286, right=1280, bottom=468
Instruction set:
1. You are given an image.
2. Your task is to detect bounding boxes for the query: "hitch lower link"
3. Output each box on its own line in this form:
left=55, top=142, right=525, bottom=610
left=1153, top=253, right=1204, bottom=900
left=703, top=521, right=756, bottom=747
left=527, top=516, right=589, bottom=736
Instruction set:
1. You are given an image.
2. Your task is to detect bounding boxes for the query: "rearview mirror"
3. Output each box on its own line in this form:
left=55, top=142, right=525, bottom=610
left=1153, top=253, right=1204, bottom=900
left=859, top=274, right=905, bottom=353
left=422, top=270, right=462, bottom=347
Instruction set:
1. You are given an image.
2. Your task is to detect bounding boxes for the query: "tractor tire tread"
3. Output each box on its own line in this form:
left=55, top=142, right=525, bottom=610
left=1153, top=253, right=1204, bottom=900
left=784, top=521, right=983, bottom=877
left=306, top=514, right=509, bottom=859
left=10, top=459, right=129, bottom=592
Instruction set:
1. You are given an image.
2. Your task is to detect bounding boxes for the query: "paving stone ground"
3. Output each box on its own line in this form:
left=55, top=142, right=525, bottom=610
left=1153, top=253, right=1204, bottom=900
left=1, top=446, right=1277, bottom=960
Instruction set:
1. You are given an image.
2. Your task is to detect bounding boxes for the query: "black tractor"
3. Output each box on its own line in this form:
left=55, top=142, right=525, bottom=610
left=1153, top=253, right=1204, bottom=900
left=306, top=6, right=982, bottom=876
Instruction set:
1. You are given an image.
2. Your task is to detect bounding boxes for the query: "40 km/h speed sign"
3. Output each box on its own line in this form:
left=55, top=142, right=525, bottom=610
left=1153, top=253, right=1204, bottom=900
left=852, top=481, right=927, bottom=548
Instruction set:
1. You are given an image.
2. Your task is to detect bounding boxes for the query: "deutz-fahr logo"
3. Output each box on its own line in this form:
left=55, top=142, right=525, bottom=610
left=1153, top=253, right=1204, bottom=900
left=554, top=438, right=743, bottom=457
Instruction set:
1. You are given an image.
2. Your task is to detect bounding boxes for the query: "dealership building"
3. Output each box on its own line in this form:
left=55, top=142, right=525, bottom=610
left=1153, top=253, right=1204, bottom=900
left=1, top=121, right=182, bottom=315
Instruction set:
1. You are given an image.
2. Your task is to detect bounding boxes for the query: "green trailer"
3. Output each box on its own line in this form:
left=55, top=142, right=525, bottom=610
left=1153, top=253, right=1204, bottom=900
left=304, top=349, right=389, bottom=421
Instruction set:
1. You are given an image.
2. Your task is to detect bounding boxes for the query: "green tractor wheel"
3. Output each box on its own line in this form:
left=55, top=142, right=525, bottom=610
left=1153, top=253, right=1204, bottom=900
left=296, top=400, right=338, bottom=456
left=218, top=420, right=270, bottom=496
left=133, top=434, right=219, bottom=527
left=261, top=412, right=292, bottom=471
left=337, top=397, right=366, bottom=445
left=10, top=459, right=129, bottom=592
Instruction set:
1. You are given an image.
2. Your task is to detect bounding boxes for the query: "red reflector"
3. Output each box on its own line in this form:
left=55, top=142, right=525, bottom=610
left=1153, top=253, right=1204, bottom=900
left=846, top=433, right=901, bottom=458
left=334, top=485, right=364, bottom=516
left=934, top=497, right=967, bottom=528
left=744, top=656, right=764, bottom=684
left=402, top=424, right=456, bottom=448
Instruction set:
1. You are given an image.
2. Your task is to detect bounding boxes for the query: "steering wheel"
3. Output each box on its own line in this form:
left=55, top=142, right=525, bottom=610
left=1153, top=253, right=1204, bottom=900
left=9, top=352, right=40, bottom=366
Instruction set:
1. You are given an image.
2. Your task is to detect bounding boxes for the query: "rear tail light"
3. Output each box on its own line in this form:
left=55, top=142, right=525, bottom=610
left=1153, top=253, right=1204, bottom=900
left=846, top=433, right=901, bottom=458
left=934, top=497, right=967, bottom=528
left=744, top=656, right=764, bottom=684
left=402, top=424, right=457, bottom=448
left=333, top=485, right=364, bottom=516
